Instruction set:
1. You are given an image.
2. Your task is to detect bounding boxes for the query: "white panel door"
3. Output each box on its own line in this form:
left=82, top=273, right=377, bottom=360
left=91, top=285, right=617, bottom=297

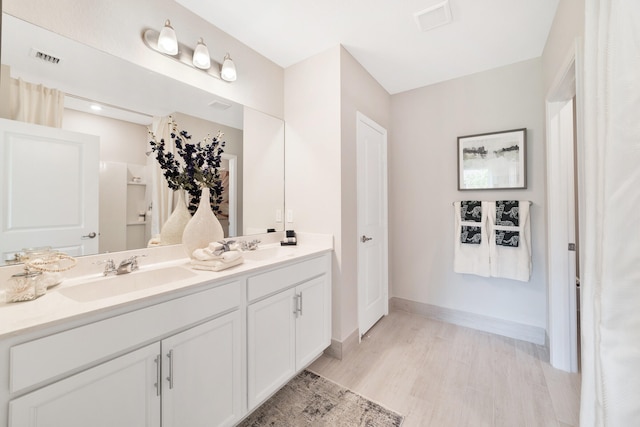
left=247, top=288, right=296, bottom=410
left=295, top=275, right=331, bottom=369
left=0, top=118, right=100, bottom=262
left=161, top=311, right=242, bottom=427
left=356, top=112, right=389, bottom=336
left=9, top=343, right=161, bottom=427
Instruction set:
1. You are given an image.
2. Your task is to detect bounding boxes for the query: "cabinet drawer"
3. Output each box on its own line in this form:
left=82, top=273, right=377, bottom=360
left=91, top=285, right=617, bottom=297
left=10, top=280, right=240, bottom=394
left=247, top=254, right=329, bottom=302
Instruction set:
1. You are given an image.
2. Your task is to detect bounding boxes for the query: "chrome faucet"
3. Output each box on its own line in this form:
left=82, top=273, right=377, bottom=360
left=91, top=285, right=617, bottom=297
left=99, top=255, right=146, bottom=276
left=100, top=259, right=118, bottom=276
left=239, top=239, right=261, bottom=251
left=116, top=255, right=145, bottom=274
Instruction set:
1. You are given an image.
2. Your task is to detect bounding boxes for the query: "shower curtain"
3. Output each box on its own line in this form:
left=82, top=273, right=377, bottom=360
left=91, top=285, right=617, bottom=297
left=581, top=1, right=640, bottom=425
left=9, top=78, right=64, bottom=127
left=148, top=116, right=175, bottom=238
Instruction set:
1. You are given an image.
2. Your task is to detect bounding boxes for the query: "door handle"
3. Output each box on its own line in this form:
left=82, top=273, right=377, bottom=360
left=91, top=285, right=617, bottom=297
left=361, top=235, right=373, bottom=243
left=82, top=232, right=97, bottom=239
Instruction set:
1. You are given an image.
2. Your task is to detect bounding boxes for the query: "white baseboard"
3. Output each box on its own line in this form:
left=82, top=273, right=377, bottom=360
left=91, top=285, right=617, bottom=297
left=390, top=297, right=546, bottom=345
left=324, top=328, right=360, bottom=360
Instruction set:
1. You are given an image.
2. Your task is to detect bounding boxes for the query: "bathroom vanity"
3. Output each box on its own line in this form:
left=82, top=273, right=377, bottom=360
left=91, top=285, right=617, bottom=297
left=0, top=238, right=332, bottom=427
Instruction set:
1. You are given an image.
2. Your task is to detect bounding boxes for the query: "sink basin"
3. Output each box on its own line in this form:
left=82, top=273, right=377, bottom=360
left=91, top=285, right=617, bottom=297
left=241, top=245, right=296, bottom=261
left=58, top=267, right=197, bottom=302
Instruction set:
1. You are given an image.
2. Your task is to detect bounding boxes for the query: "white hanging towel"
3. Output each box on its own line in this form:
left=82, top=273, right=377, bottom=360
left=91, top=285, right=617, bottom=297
left=453, top=201, right=491, bottom=277
left=487, top=201, right=531, bottom=282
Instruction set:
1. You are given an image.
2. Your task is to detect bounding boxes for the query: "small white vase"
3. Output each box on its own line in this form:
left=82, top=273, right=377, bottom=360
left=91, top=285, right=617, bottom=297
left=160, top=190, right=192, bottom=245
left=182, top=186, right=224, bottom=257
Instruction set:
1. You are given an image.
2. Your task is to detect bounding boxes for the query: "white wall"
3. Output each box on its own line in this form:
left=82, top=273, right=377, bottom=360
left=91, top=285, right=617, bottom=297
left=541, top=0, right=585, bottom=94
left=3, top=0, right=284, bottom=119
left=338, top=47, right=391, bottom=341
left=389, top=58, right=547, bottom=330
left=243, top=107, right=284, bottom=235
left=284, top=46, right=343, bottom=338
left=63, top=109, right=147, bottom=164
left=284, top=45, right=391, bottom=346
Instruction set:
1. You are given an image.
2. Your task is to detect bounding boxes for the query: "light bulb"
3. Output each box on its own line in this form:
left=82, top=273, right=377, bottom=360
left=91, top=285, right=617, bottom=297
left=220, top=53, right=237, bottom=82
left=157, top=20, right=178, bottom=55
left=192, top=38, right=211, bottom=69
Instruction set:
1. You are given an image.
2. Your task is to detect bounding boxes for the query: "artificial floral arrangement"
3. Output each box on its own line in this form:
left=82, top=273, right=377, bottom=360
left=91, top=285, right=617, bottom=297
left=148, top=118, right=226, bottom=214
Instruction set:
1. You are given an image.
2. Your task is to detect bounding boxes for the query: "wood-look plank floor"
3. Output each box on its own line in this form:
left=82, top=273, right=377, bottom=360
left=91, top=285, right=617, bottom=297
left=309, top=310, right=581, bottom=427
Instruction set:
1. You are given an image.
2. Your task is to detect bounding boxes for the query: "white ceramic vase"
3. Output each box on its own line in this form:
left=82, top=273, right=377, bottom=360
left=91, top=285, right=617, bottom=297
left=182, top=186, right=224, bottom=257
left=159, top=190, right=192, bottom=245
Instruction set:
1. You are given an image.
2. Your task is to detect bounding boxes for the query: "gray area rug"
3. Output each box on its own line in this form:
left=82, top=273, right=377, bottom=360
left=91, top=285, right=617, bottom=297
left=238, top=370, right=404, bottom=426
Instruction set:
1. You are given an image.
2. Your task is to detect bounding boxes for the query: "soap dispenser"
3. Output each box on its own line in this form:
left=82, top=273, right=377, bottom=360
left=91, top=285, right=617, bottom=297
left=281, top=230, right=297, bottom=246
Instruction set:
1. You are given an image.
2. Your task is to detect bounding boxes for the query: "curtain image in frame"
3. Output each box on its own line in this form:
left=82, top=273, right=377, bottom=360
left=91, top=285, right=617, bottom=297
left=457, top=128, right=527, bottom=190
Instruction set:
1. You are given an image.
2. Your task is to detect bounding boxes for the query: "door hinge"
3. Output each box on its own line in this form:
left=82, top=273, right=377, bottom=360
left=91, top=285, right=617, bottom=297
left=568, top=243, right=576, bottom=251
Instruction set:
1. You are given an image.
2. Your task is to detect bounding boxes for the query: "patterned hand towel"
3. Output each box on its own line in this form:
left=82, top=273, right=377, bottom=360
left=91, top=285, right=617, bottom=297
left=495, top=200, right=520, bottom=247
left=454, top=201, right=490, bottom=277
left=487, top=201, right=531, bottom=282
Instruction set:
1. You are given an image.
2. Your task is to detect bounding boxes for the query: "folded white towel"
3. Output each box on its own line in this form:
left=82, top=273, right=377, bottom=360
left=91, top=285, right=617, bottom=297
left=453, top=201, right=491, bottom=277
left=190, top=255, right=244, bottom=271
left=487, top=201, right=531, bottom=282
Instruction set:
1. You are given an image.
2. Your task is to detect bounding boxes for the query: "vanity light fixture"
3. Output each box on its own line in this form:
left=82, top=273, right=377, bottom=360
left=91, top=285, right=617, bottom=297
left=220, top=53, right=237, bottom=82
left=157, top=20, right=178, bottom=55
left=142, top=19, right=237, bottom=82
left=192, top=38, right=211, bottom=69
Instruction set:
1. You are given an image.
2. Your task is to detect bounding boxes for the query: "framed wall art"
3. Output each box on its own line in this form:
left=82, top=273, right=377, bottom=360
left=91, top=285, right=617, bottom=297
left=457, top=128, right=527, bottom=190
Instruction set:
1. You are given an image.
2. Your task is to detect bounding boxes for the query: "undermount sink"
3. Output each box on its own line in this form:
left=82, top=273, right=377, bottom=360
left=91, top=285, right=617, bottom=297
left=241, top=245, right=296, bottom=261
left=58, top=266, right=197, bottom=302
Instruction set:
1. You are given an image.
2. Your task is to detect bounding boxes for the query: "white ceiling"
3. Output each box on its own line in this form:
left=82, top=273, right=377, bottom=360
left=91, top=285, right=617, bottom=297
left=175, top=0, right=559, bottom=94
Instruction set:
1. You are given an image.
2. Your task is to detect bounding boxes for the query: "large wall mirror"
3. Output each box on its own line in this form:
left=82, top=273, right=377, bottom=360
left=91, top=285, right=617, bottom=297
left=0, top=13, right=285, bottom=266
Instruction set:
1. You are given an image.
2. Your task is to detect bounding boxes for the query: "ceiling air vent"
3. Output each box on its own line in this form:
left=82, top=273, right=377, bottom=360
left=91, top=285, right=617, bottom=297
left=29, top=48, right=61, bottom=64
left=208, top=99, right=232, bottom=111
left=414, top=0, right=453, bottom=32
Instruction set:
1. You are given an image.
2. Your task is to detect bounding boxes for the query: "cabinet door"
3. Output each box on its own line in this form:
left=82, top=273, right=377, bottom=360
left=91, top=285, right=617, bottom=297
left=247, top=288, right=296, bottom=410
left=161, top=311, right=242, bottom=427
left=295, top=275, right=331, bottom=369
left=9, top=343, right=161, bottom=427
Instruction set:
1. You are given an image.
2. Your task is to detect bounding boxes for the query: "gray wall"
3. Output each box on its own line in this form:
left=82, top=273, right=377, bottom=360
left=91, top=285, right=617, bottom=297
left=389, top=58, right=547, bottom=330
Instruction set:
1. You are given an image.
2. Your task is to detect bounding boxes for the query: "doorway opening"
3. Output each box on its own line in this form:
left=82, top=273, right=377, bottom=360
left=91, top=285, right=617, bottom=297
left=545, top=46, right=582, bottom=373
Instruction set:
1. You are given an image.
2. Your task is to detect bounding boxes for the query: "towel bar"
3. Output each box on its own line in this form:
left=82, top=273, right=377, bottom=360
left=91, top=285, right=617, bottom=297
left=452, top=200, right=532, bottom=206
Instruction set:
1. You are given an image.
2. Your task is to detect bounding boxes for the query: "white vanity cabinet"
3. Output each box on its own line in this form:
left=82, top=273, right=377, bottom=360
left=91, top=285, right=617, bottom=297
left=246, top=254, right=331, bottom=410
left=161, top=310, right=242, bottom=427
left=10, top=343, right=162, bottom=427
left=0, top=247, right=333, bottom=427
left=7, top=281, right=243, bottom=427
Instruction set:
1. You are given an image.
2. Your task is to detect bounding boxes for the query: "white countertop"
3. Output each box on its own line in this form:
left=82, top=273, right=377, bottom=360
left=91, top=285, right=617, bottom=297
left=0, top=233, right=333, bottom=339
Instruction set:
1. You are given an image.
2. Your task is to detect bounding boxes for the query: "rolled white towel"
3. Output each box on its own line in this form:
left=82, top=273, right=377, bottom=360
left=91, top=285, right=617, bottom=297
left=192, top=248, right=221, bottom=261
left=208, top=242, right=225, bottom=252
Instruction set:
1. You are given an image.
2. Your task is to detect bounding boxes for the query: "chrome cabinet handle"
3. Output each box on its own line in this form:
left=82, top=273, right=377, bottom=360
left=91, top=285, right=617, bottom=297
left=166, top=350, right=174, bottom=389
left=154, top=354, right=161, bottom=396
left=293, top=294, right=300, bottom=317
left=82, top=232, right=97, bottom=239
left=298, top=292, right=303, bottom=316
left=361, top=235, right=373, bottom=243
